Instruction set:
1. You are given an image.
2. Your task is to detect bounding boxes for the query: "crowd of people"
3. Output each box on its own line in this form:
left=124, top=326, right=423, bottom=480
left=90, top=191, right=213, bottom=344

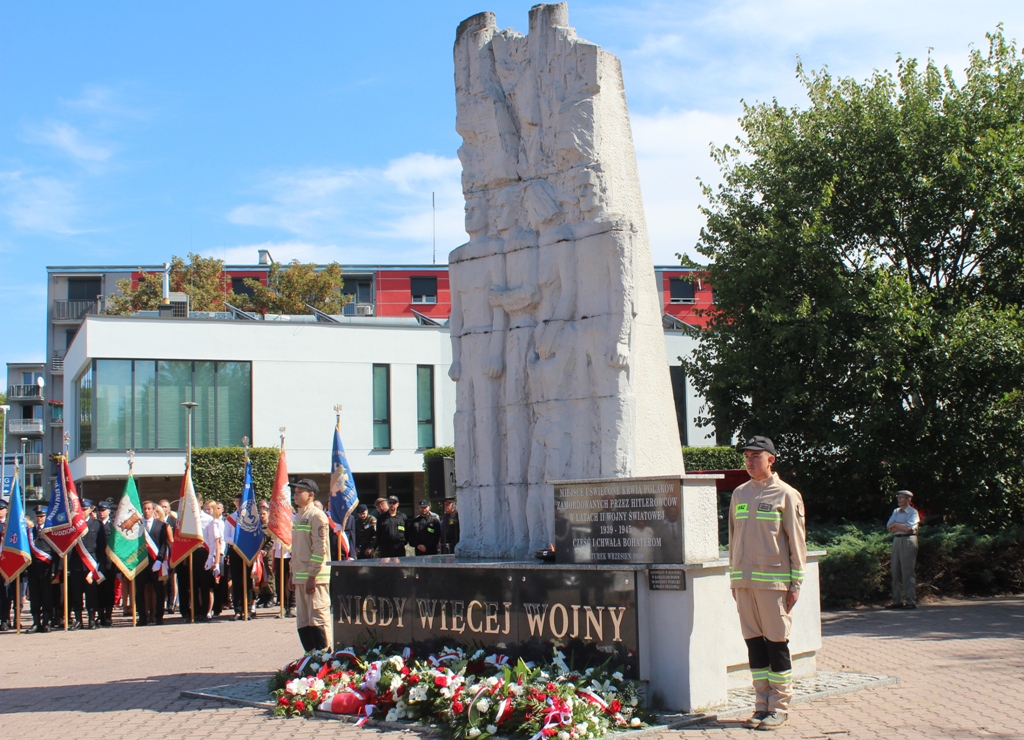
left=0, top=491, right=460, bottom=633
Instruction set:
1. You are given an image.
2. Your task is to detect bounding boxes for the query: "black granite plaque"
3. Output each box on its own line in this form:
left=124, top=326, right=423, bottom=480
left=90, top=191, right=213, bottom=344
left=648, top=569, right=686, bottom=591
left=331, top=563, right=639, bottom=678
left=553, top=477, right=683, bottom=564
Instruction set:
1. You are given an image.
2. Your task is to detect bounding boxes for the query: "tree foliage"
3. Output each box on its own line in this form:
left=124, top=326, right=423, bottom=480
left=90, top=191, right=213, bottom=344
left=191, top=446, right=281, bottom=510
left=688, top=30, right=1024, bottom=530
left=237, top=260, right=347, bottom=315
left=105, top=253, right=241, bottom=315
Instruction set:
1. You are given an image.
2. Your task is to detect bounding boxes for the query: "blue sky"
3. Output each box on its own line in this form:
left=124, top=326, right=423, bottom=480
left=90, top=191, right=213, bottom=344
left=3, top=0, right=1023, bottom=371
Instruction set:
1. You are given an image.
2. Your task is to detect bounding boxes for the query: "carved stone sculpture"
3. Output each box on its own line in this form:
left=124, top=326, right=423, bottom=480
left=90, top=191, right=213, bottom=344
left=449, top=3, right=685, bottom=557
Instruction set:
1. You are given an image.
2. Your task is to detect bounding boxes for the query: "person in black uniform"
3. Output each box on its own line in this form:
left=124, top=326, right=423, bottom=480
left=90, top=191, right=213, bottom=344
left=410, top=500, right=442, bottom=556
left=138, top=500, right=169, bottom=625
left=68, top=499, right=106, bottom=630
left=96, top=500, right=116, bottom=626
left=354, top=504, right=377, bottom=559
left=374, top=496, right=407, bottom=557
left=441, top=499, right=460, bottom=554
left=27, top=506, right=55, bottom=632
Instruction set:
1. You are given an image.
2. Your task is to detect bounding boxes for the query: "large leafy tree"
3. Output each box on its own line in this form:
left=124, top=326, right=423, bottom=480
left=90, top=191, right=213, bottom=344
left=106, top=253, right=240, bottom=314
left=238, top=260, right=347, bottom=315
left=688, top=30, right=1024, bottom=529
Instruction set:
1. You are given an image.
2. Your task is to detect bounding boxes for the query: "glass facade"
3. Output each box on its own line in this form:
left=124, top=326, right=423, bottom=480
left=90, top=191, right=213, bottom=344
left=416, top=365, right=434, bottom=449
left=76, top=359, right=251, bottom=454
left=372, top=364, right=390, bottom=449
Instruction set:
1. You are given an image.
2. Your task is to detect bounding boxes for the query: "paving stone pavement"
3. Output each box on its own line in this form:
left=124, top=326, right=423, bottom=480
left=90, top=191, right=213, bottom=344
left=1, top=597, right=1021, bottom=740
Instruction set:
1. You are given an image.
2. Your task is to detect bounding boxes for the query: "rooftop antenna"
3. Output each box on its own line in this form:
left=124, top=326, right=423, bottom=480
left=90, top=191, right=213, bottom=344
left=432, top=191, right=436, bottom=265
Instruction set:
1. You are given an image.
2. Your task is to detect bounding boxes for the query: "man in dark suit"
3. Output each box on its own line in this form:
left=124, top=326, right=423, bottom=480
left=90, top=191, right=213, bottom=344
left=68, top=499, right=107, bottom=630
left=138, top=500, right=169, bottom=625
left=96, top=500, right=116, bottom=626
left=160, top=498, right=178, bottom=615
left=27, top=506, right=56, bottom=632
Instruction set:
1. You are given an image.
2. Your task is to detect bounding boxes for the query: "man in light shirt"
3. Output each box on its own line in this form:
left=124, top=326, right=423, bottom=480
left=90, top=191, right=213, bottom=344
left=886, top=490, right=920, bottom=610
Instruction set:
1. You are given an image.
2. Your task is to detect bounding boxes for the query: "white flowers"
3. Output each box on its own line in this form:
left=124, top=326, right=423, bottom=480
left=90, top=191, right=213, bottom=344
left=468, top=728, right=482, bottom=738
left=486, top=676, right=500, bottom=687
left=331, top=660, right=342, bottom=670
left=409, top=685, right=429, bottom=703
left=389, top=655, right=405, bottom=668
left=385, top=709, right=399, bottom=722
left=390, top=675, right=403, bottom=691
left=576, top=723, right=589, bottom=734
left=476, top=698, right=491, bottom=713
left=486, top=724, right=498, bottom=734
left=611, top=672, right=623, bottom=681
left=558, top=732, right=571, bottom=740
left=630, top=718, right=641, bottom=727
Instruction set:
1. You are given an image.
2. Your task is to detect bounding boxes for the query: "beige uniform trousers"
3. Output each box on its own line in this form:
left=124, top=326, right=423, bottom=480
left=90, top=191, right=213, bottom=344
left=736, top=588, right=793, bottom=713
left=295, top=583, right=333, bottom=641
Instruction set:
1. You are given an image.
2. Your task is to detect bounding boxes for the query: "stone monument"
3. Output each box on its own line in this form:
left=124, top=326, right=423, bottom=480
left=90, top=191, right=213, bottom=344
left=448, top=2, right=684, bottom=558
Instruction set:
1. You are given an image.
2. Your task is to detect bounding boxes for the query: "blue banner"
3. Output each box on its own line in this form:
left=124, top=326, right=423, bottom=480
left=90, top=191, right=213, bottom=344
left=231, top=458, right=265, bottom=566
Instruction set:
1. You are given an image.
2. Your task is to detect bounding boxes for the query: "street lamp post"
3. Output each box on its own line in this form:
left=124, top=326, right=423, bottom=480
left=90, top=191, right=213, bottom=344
left=181, top=402, right=198, bottom=468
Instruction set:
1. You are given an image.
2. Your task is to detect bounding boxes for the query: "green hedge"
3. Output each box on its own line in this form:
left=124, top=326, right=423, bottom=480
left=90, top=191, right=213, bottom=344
left=683, top=446, right=743, bottom=471
left=811, top=523, right=1024, bottom=608
left=191, top=447, right=280, bottom=509
left=422, top=446, right=455, bottom=472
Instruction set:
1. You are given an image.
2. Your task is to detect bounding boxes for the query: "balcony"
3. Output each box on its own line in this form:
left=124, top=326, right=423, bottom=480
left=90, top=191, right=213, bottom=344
left=7, top=384, right=43, bottom=400
left=52, top=351, right=65, bottom=373
left=23, top=453, right=44, bottom=469
left=52, top=299, right=99, bottom=321
left=8, top=419, right=45, bottom=435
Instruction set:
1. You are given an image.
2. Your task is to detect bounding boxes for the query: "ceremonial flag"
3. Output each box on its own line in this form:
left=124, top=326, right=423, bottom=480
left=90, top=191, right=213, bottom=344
left=169, top=465, right=204, bottom=568
left=41, top=458, right=88, bottom=557
left=106, top=474, right=149, bottom=580
left=267, top=447, right=292, bottom=550
left=329, top=423, right=358, bottom=558
left=231, top=458, right=265, bottom=566
left=0, top=475, right=31, bottom=584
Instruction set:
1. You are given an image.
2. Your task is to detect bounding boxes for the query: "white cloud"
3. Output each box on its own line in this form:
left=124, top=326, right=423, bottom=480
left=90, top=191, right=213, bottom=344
left=224, top=152, right=466, bottom=264
left=0, top=171, right=84, bottom=234
left=25, top=121, right=113, bottom=163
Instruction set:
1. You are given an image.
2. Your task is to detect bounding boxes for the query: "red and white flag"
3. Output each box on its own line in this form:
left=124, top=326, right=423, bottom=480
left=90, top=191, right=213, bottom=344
left=267, top=447, right=291, bottom=551
left=169, top=464, right=204, bottom=568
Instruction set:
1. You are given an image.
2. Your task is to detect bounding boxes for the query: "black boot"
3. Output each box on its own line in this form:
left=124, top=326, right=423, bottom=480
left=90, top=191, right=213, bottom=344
left=311, top=626, right=329, bottom=651
left=87, top=611, right=98, bottom=630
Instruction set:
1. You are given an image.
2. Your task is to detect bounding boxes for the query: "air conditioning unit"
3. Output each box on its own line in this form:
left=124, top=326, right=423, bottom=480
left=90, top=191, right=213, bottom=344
left=355, top=304, right=374, bottom=316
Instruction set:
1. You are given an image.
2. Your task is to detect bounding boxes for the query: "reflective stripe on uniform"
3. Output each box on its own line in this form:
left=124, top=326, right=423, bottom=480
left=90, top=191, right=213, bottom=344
left=750, top=571, right=792, bottom=583
left=768, top=670, right=792, bottom=684
left=751, top=669, right=770, bottom=681
left=755, top=512, right=782, bottom=521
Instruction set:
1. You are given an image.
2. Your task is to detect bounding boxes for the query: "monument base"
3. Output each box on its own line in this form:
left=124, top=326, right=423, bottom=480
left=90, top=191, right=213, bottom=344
left=330, top=553, right=823, bottom=713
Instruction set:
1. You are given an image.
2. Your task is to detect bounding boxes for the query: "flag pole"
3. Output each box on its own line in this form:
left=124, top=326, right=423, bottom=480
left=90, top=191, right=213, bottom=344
left=126, top=450, right=138, bottom=628
left=279, top=427, right=286, bottom=619
left=334, top=404, right=343, bottom=562
left=131, top=579, right=137, bottom=627
left=63, top=555, right=68, bottom=631
left=181, top=401, right=198, bottom=624
left=15, top=574, right=21, bottom=634
left=242, top=436, right=250, bottom=621
left=61, top=434, right=71, bottom=631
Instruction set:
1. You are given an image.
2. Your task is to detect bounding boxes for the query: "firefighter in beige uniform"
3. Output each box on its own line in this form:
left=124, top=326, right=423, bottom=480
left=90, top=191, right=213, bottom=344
left=289, top=478, right=333, bottom=652
left=729, top=437, right=807, bottom=732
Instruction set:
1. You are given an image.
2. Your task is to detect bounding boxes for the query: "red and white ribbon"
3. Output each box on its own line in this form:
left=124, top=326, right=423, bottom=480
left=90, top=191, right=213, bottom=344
left=576, top=689, right=625, bottom=725
left=28, top=530, right=52, bottom=564
left=75, top=539, right=105, bottom=584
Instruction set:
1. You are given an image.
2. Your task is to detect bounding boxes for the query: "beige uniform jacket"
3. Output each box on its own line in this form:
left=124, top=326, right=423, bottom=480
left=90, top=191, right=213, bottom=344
left=728, top=473, right=807, bottom=592
left=291, top=504, right=330, bottom=586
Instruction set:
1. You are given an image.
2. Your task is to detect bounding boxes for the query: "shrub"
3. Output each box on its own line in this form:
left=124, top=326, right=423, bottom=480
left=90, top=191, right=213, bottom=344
left=422, top=446, right=455, bottom=473
left=683, top=446, right=743, bottom=471
left=191, top=446, right=280, bottom=509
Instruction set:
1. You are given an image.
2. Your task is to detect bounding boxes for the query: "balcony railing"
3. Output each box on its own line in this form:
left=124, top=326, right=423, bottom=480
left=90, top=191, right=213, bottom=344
left=8, top=419, right=45, bottom=435
left=52, top=299, right=99, bottom=321
left=7, top=384, right=43, bottom=400
left=23, top=453, right=44, bottom=469
left=52, top=350, right=65, bottom=372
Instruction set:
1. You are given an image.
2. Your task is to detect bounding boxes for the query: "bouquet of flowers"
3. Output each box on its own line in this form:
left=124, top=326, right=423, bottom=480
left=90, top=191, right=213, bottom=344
left=269, top=644, right=646, bottom=737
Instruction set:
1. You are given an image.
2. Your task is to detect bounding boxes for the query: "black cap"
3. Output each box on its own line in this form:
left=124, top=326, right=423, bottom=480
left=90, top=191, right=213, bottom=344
left=739, top=436, right=776, bottom=456
left=98, top=501, right=111, bottom=511
left=35, top=505, right=47, bottom=516
left=356, top=504, right=368, bottom=513
left=387, top=495, right=400, bottom=504
left=0, top=499, right=9, bottom=509
left=288, top=478, right=320, bottom=496
left=82, top=498, right=94, bottom=509
left=418, top=499, right=431, bottom=507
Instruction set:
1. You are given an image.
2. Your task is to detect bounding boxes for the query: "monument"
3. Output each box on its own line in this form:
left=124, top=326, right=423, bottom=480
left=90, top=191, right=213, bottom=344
left=449, top=2, right=684, bottom=558
left=332, top=4, right=822, bottom=713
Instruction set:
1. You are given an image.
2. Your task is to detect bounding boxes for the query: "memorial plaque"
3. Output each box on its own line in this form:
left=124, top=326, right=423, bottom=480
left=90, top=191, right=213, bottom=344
left=648, top=569, right=686, bottom=591
left=331, top=562, right=639, bottom=678
left=553, top=477, right=684, bottom=564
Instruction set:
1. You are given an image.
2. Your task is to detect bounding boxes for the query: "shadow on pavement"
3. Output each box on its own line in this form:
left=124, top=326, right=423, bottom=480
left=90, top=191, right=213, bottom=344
left=821, top=597, right=1024, bottom=641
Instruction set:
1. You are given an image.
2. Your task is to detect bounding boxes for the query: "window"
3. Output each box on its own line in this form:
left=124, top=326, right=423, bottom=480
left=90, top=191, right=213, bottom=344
left=231, top=277, right=256, bottom=299
left=410, top=276, right=438, bottom=304
left=22, top=371, right=42, bottom=385
left=372, top=364, right=391, bottom=449
left=416, top=365, right=435, bottom=449
left=341, top=278, right=374, bottom=315
left=76, top=360, right=252, bottom=452
left=669, top=365, right=688, bottom=446
left=67, top=277, right=101, bottom=301
left=669, top=278, right=696, bottom=304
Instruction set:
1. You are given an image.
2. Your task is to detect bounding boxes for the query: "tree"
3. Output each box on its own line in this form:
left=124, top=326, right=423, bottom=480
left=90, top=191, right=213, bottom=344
left=688, top=30, right=1024, bottom=530
left=237, top=260, right=347, bottom=315
left=105, top=253, right=240, bottom=315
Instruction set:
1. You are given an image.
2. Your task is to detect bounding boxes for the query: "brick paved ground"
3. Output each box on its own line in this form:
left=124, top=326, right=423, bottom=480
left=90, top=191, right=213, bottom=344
left=1, top=597, right=1021, bottom=740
